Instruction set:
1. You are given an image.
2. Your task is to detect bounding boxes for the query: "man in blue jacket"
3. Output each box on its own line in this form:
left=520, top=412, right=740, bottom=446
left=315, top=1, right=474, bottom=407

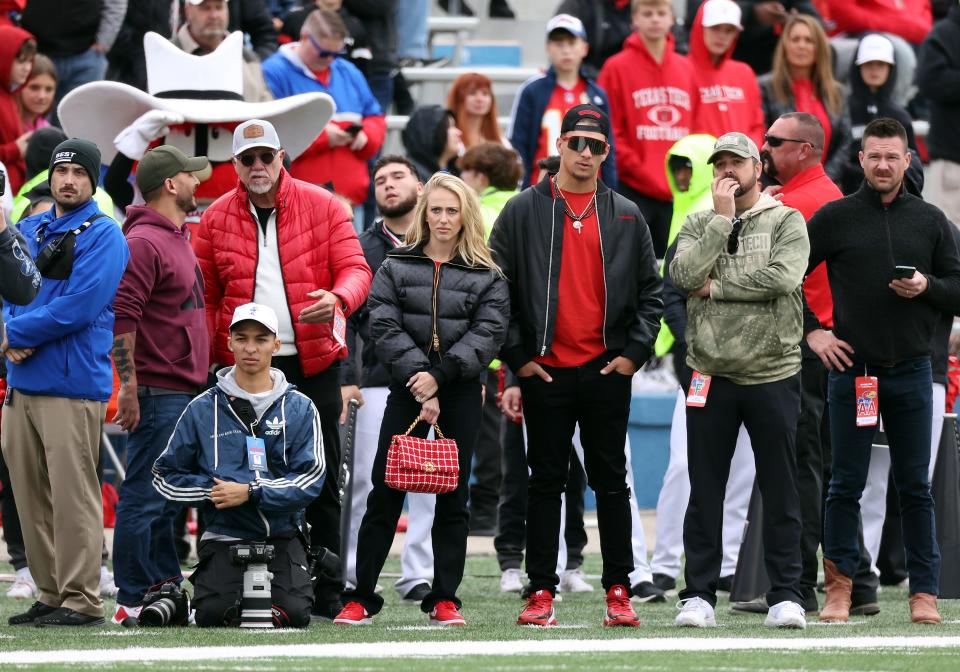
left=3, top=138, right=129, bottom=627
left=508, top=14, right=617, bottom=189
left=153, top=303, right=325, bottom=628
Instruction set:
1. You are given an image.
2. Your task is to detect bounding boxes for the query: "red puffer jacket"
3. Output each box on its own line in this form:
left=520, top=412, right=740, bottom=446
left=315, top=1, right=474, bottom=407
left=195, top=169, right=372, bottom=376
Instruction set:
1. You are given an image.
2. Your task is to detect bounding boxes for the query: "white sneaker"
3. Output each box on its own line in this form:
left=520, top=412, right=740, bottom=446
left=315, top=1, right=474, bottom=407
left=112, top=604, right=142, bottom=625
left=99, top=567, right=119, bottom=599
left=674, top=597, right=717, bottom=628
left=765, top=600, right=807, bottom=629
left=5, top=569, right=38, bottom=600
left=500, top=568, right=523, bottom=593
left=559, top=569, right=595, bottom=593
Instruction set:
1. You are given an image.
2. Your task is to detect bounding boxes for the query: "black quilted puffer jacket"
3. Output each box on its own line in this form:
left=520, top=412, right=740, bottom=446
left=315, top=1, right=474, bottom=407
left=368, top=243, right=509, bottom=387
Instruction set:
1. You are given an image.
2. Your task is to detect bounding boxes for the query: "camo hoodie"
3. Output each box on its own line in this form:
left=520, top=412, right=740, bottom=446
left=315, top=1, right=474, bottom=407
left=670, top=192, right=809, bottom=385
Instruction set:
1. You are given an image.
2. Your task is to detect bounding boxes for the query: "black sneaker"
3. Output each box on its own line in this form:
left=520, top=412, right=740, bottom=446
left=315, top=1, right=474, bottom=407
left=35, top=607, right=105, bottom=627
left=652, top=573, right=677, bottom=594
left=402, top=583, right=432, bottom=604
left=730, top=596, right=768, bottom=614
left=9, top=601, right=58, bottom=626
left=717, top=575, right=734, bottom=593
left=630, top=581, right=666, bottom=604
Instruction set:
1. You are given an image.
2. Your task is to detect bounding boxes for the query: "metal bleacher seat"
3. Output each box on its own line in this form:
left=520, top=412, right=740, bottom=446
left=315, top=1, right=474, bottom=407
left=427, top=16, right=480, bottom=66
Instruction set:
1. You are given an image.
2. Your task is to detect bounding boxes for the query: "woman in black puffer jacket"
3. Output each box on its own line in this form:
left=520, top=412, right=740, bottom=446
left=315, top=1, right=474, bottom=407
left=337, top=173, right=509, bottom=628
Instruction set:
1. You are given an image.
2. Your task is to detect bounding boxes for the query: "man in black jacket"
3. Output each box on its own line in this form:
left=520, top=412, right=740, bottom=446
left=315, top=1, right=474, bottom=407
left=807, top=118, right=960, bottom=626
left=490, top=104, right=662, bottom=627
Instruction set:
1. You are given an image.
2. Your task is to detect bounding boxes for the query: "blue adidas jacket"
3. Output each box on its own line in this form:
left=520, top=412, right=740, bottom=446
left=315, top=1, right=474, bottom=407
left=3, top=199, right=128, bottom=401
left=152, top=383, right=325, bottom=540
left=507, top=66, right=618, bottom=190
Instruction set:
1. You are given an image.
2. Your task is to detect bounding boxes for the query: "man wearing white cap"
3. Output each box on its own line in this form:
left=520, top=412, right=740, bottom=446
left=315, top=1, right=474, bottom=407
left=195, top=118, right=372, bottom=619
left=153, top=302, right=324, bottom=628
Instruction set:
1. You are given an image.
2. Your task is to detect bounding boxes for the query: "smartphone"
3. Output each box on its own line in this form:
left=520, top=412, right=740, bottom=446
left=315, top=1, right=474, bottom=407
left=893, top=265, right=917, bottom=280
left=346, top=124, right=363, bottom=136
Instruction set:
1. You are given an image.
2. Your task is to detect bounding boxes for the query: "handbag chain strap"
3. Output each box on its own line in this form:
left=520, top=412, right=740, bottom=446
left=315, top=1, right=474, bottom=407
left=402, top=416, right=447, bottom=440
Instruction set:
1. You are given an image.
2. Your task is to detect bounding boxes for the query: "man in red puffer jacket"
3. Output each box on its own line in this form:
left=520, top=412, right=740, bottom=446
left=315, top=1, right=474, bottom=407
left=194, top=118, right=372, bottom=620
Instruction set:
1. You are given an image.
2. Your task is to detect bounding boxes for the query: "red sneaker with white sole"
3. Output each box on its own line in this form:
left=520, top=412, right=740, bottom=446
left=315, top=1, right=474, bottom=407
left=517, top=589, right=557, bottom=626
left=603, top=584, right=640, bottom=627
left=429, top=600, right=466, bottom=626
left=333, top=601, right=373, bottom=625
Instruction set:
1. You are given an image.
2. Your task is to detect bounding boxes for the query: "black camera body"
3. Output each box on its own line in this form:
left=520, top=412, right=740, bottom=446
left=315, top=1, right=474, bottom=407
left=138, top=581, right=189, bottom=627
left=230, top=542, right=275, bottom=628
left=230, top=542, right=275, bottom=566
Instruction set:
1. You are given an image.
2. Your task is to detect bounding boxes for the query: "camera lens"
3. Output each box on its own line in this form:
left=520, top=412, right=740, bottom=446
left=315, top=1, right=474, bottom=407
left=139, top=597, right=176, bottom=627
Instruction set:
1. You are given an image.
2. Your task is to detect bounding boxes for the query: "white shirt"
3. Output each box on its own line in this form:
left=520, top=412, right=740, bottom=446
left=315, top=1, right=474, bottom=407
left=249, top=202, right=297, bottom=356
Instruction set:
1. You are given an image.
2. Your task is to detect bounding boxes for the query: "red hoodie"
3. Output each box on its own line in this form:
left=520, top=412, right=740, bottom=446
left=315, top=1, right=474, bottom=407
left=599, top=32, right=697, bottom=202
left=688, top=5, right=765, bottom=150
left=0, top=25, right=33, bottom=192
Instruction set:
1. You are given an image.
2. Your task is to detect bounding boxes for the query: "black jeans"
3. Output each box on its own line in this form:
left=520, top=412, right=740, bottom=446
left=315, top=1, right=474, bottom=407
left=519, top=352, right=634, bottom=594
left=0, top=449, right=26, bottom=570
left=271, top=356, right=343, bottom=605
left=614, top=182, right=672, bottom=259
left=469, top=369, right=503, bottom=530
left=343, top=378, right=483, bottom=614
left=680, top=374, right=804, bottom=608
left=796, top=356, right=827, bottom=598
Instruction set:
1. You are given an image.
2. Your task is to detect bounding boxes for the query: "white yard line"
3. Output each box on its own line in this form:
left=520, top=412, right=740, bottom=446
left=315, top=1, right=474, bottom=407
left=4, top=636, right=960, bottom=665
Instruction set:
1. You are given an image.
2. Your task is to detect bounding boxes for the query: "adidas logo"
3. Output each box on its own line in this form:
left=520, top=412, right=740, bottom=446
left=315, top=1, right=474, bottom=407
left=264, top=416, right=284, bottom=436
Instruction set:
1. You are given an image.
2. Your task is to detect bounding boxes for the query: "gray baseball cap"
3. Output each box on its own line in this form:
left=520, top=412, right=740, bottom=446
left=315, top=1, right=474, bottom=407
left=707, top=132, right=760, bottom=164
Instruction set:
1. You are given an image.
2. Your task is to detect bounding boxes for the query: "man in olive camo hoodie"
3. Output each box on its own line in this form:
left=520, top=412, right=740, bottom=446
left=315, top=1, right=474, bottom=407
left=669, top=132, right=809, bottom=630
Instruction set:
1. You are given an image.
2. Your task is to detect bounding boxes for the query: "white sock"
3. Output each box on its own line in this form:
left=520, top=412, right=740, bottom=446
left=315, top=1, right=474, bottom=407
left=15, top=567, right=33, bottom=581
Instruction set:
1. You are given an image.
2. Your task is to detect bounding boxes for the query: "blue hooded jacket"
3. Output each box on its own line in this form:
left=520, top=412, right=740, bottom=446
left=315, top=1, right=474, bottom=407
left=507, top=66, right=617, bottom=189
left=4, top=199, right=129, bottom=401
left=152, top=368, right=325, bottom=540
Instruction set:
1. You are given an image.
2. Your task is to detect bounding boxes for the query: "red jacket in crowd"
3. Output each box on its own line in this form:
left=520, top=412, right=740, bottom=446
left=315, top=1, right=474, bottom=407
left=599, top=32, right=697, bottom=203
left=826, top=0, right=932, bottom=45
left=779, top=163, right=843, bottom=329
left=0, top=25, right=33, bottom=193
left=688, top=3, right=765, bottom=150
left=194, top=169, right=372, bottom=377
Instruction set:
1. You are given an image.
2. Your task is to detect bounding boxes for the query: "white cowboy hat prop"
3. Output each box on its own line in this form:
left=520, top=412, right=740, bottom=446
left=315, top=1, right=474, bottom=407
left=58, top=31, right=334, bottom=165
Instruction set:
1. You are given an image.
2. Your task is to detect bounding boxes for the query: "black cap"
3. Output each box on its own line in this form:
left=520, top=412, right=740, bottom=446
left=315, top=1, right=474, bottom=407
left=560, top=104, right=610, bottom=139
left=25, top=127, right=68, bottom=181
left=49, top=138, right=101, bottom=194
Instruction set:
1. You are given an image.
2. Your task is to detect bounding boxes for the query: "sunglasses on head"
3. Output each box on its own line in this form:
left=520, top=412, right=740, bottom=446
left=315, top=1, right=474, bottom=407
left=764, top=134, right=811, bottom=148
left=238, top=150, right=277, bottom=167
left=563, top=135, right=608, bottom=156
left=307, top=34, right=348, bottom=59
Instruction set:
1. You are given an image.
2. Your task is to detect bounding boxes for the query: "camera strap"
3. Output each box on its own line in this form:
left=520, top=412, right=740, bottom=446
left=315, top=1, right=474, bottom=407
left=35, top=212, right=110, bottom=279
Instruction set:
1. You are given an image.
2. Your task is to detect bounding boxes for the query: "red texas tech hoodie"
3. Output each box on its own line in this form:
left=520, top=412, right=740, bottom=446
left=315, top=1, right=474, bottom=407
left=688, top=4, right=766, bottom=150
left=599, top=32, right=697, bottom=203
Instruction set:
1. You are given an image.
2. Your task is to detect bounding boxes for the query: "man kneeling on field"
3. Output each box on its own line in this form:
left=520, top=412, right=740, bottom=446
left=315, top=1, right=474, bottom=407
left=153, top=303, right=325, bottom=628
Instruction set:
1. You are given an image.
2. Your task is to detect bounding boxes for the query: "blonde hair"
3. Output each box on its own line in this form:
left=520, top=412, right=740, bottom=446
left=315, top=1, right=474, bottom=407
left=407, top=173, right=501, bottom=273
left=770, top=15, right=843, bottom=117
left=632, top=0, right=673, bottom=13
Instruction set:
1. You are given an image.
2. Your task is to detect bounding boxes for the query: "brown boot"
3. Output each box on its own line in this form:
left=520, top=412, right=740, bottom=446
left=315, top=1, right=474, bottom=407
left=819, top=558, right=852, bottom=623
left=909, top=593, right=941, bottom=624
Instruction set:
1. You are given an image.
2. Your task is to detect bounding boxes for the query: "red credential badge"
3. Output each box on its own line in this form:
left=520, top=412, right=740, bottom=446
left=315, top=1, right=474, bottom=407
left=687, top=371, right=712, bottom=407
left=855, top=376, right=879, bottom=427
left=333, top=302, right=347, bottom=348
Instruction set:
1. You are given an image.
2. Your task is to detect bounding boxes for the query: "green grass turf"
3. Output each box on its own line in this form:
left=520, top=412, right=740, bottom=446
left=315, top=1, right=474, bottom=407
left=2, top=555, right=959, bottom=670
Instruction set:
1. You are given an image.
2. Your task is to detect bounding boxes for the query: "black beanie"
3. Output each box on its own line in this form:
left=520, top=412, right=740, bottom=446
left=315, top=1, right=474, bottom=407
left=25, top=127, right=68, bottom=181
left=49, top=138, right=101, bottom=194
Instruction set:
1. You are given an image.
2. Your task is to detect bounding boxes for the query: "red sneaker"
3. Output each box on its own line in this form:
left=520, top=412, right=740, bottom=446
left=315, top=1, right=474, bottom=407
left=517, top=589, right=557, bottom=626
left=429, top=600, right=466, bottom=626
left=603, top=584, right=640, bottom=627
left=333, top=601, right=373, bottom=625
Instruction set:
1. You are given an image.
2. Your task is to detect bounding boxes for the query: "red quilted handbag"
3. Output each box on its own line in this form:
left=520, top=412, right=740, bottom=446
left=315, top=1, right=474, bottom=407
left=385, top=417, right=459, bottom=494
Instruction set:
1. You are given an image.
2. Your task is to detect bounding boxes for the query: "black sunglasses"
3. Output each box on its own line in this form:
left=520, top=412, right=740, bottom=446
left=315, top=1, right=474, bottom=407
left=727, top=217, right=743, bottom=255
left=563, top=135, right=608, bottom=156
left=307, top=34, right=348, bottom=59
left=238, top=150, right=277, bottom=167
left=764, top=133, right=812, bottom=148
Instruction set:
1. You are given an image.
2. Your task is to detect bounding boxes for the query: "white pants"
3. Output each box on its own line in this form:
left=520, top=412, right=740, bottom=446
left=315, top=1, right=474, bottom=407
left=860, top=382, right=946, bottom=577
left=342, top=387, right=436, bottom=595
left=925, top=160, right=960, bottom=229
left=650, top=388, right=755, bottom=578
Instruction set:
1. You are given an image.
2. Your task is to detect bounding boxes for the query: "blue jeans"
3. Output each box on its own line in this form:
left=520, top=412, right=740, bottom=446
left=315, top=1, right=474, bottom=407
left=112, top=393, right=192, bottom=606
left=395, top=0, right=429, bottom=59
left=49, top=48, right=107, bottom=127
left=825, top=358, right=940, bottom=595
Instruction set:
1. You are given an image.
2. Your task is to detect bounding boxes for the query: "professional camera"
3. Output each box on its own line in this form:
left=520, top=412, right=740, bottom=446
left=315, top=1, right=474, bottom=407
left=309, top=546, right=341, bottom=583
left=138, top=581, right=189, bottom=627
left=230, top=543, right=275, bottom=628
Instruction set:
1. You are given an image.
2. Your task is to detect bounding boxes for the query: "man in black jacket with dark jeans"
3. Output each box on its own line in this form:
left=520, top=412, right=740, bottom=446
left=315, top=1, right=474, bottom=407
left=807, top=118, right=960, bottom=626
left=490, top=104, right=662, bottom=628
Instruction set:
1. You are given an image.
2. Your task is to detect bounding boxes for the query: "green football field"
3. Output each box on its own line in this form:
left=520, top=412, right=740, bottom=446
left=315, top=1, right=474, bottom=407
left=2, top=555, right=959, bottom=671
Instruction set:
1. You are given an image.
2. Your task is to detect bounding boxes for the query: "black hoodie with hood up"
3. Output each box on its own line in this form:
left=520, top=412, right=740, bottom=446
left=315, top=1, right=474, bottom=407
left=401, top=105, right=456, bottom=182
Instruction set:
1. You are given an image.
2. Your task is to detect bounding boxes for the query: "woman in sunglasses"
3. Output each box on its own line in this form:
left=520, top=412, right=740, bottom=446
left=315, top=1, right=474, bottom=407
left=336, top=173, right=508, bottom=627
left=758, top=14, right=851, bottom=185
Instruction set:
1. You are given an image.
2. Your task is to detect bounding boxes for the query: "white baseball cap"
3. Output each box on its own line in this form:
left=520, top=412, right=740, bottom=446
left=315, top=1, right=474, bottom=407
left=855, top=34, right=895, bottom=66
left=230, top=303, right=279, bottom=334
left=232, top=119, right=282, bottom=156
left=546, top=14, right=587, bottom=40
left=701, top=0, right=743, bottom=30
left=184, top=0, right=208, bottom=4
